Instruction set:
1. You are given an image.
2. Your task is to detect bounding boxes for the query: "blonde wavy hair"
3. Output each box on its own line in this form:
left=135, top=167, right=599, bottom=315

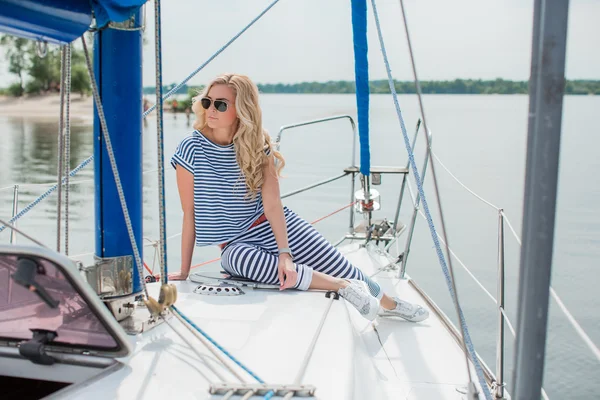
left=193, top=73, right=285, bottom=199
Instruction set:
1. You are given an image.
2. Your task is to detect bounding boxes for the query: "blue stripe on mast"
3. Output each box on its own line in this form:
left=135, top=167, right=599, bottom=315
left=351, top=0, right=370, bottom=176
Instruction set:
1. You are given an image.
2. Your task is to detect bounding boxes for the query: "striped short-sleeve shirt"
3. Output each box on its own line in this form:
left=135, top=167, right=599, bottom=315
left=171, top=130, right=267, bottom=246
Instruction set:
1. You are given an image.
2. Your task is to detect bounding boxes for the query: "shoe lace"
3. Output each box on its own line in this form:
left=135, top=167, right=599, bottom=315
left=394, top=299, right=414, bottom=314
left=342, top=285, right=369, bottom=310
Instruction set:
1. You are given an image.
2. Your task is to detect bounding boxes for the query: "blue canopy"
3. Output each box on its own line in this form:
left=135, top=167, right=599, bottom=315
left=0, top=0, right=146, bottom=44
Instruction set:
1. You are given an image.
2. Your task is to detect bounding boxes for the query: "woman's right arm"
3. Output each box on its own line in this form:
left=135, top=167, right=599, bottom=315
left=168, top=166, right=195, bottom=280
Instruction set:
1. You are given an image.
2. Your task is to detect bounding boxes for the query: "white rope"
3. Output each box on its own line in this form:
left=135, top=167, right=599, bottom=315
left=0, top=218, right=46, bottom=247
left=150, top=201, right=359, bottom=247
left=142, top=232, right=180, bottom=249
left=500, top=307, right=517, bottom=338
left=542, top=388, right=550, bottom=400
left=500, top=210, right=522, bottom=246
left=405, top=183, right=497, bottom=302
left=433, top=151, right=500, bottom=211
left=0, top=169, right=160, bottom=192
left=550, top=287, right=600, bottom=362
left=406, top=183, right=553, bottom=397
left=169, top=309, right=246, bottom=382
left=436, top=229, right=497, bottom=303
left=69, top=251, right=95, bottom=258
left=500, top=215, right=599, bottom=362
left=407, top=183, right=522, bottom=344
left=167, top=346, right=226, bottom=383
left=0, top=179, right=91, bottom=190
left=69, top=233, right=176, bottom=264
left=161, top=314, right=236, bottom=383
left=167, top=232, right=182, bottom=240
left=408, top=169, right=600, bottom=364
left=73, top=243, right=158, bottom=260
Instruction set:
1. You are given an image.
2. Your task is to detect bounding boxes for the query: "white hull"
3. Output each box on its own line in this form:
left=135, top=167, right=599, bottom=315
left=12, top=243, right=483, bottom=400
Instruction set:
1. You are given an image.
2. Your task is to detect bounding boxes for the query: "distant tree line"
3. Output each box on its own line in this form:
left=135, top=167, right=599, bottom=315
left=255, top=79, right=599, bottom=95
left=0, top=35, right=90, bottom=97
left=143, top=78, right=599, bottom=97
left=143, top=84, right=200, bottom=95
left=2, top=34, right=597, bottom=97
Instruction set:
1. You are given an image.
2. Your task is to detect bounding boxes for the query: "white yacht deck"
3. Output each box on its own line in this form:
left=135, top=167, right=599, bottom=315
left=43, top=243, right=481, bottom=400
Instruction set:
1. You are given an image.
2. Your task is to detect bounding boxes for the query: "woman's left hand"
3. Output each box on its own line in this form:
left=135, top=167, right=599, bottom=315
left=167, top=272, right=189, bottom=281
left=277, top=254, right=297, bottom=290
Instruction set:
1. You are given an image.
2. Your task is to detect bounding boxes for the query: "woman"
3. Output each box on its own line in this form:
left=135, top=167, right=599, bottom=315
left=169, top=73, right=428, bottom=322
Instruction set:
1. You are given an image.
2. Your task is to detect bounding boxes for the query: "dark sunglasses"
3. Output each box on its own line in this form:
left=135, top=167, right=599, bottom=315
left=199, top=97, right=229, bottom=112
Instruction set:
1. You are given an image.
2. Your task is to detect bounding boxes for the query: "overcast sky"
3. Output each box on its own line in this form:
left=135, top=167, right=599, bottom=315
left=0, top=0, right=598, bottom=87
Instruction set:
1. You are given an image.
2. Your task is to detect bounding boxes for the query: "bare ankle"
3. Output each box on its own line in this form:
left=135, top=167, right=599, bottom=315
left=381, top=295, right=397, bottom=310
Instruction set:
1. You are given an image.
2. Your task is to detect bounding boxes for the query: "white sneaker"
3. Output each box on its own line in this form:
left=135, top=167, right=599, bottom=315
left=379, top=296, right=429, bottom=322
left=338, top=280, right=380, bottom=321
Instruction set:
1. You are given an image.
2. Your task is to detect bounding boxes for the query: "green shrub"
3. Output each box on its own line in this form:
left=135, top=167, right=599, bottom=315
left=7, top=82, right=24, bottom=96
left=25, top=79, right=44, bottom=94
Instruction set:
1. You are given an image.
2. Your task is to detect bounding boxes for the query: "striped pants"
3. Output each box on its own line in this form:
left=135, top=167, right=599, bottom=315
left=221, top=207, right=381, bottom=298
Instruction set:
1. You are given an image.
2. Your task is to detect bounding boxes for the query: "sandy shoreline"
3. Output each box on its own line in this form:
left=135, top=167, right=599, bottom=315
left=0, top=94, right=95, bottom=122
left=0, top=94, right=164, bottom=123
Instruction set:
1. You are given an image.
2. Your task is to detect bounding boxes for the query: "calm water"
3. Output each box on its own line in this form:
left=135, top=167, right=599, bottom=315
left=1, top=94, right=598, bottom=398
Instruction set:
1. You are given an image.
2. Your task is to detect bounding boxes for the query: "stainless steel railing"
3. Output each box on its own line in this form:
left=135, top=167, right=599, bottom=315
left=276, top=114, right=358, bottom=233
left=274, top=113, right=510, bottom=398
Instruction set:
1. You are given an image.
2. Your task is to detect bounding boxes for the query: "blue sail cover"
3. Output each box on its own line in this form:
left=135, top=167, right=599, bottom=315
left=0, top=0, right=146, bottom=44
left=351, top=0, right=370, bottom=176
